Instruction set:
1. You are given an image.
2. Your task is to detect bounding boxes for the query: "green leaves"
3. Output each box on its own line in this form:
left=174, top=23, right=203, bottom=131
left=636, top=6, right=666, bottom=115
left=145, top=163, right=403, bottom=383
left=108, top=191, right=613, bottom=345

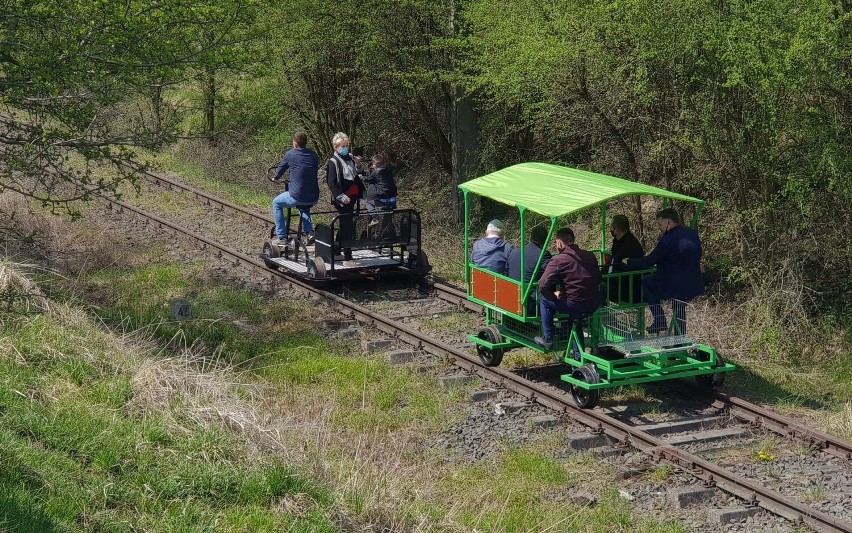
left=1, top=0, right=262, bottom=214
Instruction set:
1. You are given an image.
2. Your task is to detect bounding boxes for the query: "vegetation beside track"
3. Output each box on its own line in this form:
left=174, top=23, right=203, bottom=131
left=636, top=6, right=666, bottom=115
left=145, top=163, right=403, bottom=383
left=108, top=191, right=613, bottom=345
left=123, top=152, right=852, bottom=442
left=0, top=222, right=689, bottom=531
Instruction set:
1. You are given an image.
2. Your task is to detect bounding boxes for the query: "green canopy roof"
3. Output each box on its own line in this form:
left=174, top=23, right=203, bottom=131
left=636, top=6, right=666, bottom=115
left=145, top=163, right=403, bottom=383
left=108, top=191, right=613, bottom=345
left=458, top=162, right=702, bottom=217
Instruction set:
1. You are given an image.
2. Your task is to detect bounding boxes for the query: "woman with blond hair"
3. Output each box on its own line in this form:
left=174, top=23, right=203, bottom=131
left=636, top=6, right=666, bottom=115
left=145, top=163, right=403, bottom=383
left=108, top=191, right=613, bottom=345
left=325, top=132, right=363, bottom=261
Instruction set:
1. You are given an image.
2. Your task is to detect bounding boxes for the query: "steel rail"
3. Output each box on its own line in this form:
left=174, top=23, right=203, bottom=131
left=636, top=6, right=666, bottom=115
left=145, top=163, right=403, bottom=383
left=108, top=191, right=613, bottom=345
left=101, top=194, right=852, bottom=533
left=713, top=393, right=852, bottom=460
left=134, top=166, right=481, bottom=309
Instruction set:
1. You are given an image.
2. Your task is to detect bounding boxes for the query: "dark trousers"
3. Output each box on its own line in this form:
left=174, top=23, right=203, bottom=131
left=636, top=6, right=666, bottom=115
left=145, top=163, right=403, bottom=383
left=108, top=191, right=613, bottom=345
left=335, top=201, right=356, bottom=260
left=643, top=275, right=688, bottom=333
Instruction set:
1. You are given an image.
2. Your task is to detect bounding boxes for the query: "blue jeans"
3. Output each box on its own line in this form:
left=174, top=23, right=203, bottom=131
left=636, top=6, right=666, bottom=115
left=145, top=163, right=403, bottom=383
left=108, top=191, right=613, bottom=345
left=272, top=191, right=315, bottom=238
left=366, top=197, right=397, bottom=214
left=539, top=297, right=597, bottom=341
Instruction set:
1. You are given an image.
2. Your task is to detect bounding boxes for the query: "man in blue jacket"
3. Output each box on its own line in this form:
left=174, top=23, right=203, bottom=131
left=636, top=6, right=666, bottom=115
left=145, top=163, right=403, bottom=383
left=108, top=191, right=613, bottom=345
left=507, top=225, right=552, bottom=316
left=471, top=219, right=514, bottom=275
left=626, top=208, right=703, bottom=333
left=271, top=132, right=319, bottom=244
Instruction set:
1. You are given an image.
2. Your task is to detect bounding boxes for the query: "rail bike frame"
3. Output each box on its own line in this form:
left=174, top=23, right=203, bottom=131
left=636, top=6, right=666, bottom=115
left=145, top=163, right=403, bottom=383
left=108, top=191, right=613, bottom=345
left=459, top=163, right=734, bottom=407
left=262, top=206, right=429, bottom=280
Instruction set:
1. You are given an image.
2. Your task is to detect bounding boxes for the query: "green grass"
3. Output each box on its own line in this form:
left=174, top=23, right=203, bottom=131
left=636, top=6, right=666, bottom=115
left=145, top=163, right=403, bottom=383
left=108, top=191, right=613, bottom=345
left=137, top=148, right=270, bottom=210
left=254, top=346, right=456, bottom=433
left=0, top=311, right=336, bottom=532
left=78, top=260, right=324, bottom=366
left=429, top=449, right=684, bottom=532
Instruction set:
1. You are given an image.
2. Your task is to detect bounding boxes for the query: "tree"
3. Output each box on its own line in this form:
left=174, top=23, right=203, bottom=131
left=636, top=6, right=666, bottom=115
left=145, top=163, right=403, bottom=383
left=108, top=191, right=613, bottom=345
left=0, top=0, right=261, bottom=225
left=459, top=0, right=852, bottom=297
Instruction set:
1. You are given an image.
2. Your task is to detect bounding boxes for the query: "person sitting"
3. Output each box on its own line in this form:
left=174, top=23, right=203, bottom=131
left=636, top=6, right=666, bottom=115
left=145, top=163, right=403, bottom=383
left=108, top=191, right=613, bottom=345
left=270, top=131, right=319, bottom=244
left=507, top=226, right=552, bottom=315
left=626, top=208, right=703, bottom=334
left=534, top=228, right=601, bottom=350
left=604, top=214, right=645, bottom=303
left=362, top=153, right=397, bottom=225
left=470, top=219, right=514, bottom=276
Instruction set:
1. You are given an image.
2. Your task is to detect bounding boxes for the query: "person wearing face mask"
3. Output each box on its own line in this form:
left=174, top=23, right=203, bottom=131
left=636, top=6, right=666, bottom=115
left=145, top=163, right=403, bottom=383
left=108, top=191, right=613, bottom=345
left=533, top=227, right=601, bottom=351
left=603, top=214, right=644, bottom=303
left=326, top=132, right=364, bottom=261
left=609, top=214, right=644, bottom=267
left=626, top=208, right=703, bottom=333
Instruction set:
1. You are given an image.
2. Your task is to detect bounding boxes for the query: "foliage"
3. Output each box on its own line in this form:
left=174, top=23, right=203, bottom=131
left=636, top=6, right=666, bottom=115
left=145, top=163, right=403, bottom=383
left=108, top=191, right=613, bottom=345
left=459, top=0, right=852, bottom=301
left=0, top=0, right=262, bottom=223
left=264, top=0, right=455, bottom=166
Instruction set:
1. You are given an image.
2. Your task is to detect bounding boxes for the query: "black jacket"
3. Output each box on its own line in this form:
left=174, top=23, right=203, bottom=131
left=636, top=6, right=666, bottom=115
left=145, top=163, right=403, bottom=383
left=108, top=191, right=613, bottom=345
left=326, top=152, right=364, bottom=205
left=611, top=230, right=644, bottom=265
left=362, top=166, right=397, bottom=200
left=507, top=242, right=551, bottom=283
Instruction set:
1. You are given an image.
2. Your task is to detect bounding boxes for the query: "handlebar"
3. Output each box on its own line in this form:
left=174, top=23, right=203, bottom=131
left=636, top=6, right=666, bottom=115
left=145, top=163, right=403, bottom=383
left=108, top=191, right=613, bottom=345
left=266, top=165, right=279, bottom=183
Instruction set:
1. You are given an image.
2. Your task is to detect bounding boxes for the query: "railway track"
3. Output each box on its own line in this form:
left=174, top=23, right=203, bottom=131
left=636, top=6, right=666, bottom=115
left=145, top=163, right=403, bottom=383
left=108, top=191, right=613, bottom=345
left=104, top=167, right=852, bottom=532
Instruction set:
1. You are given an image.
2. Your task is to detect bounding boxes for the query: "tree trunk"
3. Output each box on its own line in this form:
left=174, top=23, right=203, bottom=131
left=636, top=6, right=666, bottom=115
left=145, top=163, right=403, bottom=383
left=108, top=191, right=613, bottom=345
left=203, top=67, right=216, bottom=143
left=151, top=83, right=162, bottom=135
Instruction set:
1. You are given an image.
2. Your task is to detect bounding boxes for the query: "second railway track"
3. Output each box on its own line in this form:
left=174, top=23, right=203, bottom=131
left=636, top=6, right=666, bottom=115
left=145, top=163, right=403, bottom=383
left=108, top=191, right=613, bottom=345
left=93, top=166, right=852, bottom=532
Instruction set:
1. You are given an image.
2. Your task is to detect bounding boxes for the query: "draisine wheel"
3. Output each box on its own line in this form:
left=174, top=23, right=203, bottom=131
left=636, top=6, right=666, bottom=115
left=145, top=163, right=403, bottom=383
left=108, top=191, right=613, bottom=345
left=695, top=352, right=726, bottom=389
left=261, top=241, right=281, bottom=270
left=306, top=257, right=326, bottom=279
left=475, top=325, right=504, bottom=367
left=571, top=364, right=601, bottom=409
left=263, top=240, right=280, bottom=259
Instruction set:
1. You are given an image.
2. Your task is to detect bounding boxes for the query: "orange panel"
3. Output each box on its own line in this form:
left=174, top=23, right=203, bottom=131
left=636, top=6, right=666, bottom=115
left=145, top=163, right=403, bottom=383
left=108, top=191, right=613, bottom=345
left=470, top=268, right=496, bottom=305
left=494, top=277, right=522, bottom=315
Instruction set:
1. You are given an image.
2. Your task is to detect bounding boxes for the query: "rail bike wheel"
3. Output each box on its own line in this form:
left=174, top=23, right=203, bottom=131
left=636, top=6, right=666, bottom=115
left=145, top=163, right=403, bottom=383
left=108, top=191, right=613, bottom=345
left=263, top=240, right=280, bottom=259
left=262, top=240, right=281, bottom=268
left=475, top=325, right=504, bottom=367
left=570, top=364, right=600, bottom=409
left=306, top=257, right=326, bottom=279
left=695, top=352, right=726, bottom=389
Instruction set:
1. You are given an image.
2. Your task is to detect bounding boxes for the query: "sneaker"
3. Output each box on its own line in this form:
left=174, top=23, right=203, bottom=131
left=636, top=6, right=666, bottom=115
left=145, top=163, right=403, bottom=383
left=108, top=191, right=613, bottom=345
left=271, top=236, right=288, bottom=246
left=533, top=336, right=553, bottom=350
left=369, top=218, right=381, bottom=226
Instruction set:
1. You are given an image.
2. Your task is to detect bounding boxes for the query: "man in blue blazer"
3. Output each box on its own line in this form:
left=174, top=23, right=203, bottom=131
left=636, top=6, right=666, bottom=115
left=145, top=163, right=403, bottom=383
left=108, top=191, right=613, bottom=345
left=626, top=208, right=703, bottom=333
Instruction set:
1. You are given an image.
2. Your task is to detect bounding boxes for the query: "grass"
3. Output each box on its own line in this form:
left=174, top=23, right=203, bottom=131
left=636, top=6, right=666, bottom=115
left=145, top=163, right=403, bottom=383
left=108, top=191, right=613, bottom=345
left=136, top=148, right=270, bottom=211
left=2, top=221, right=692, bottom=533
left=431, top=450, right=684, bottom=532
left=0, top=304, right=334, bottom=532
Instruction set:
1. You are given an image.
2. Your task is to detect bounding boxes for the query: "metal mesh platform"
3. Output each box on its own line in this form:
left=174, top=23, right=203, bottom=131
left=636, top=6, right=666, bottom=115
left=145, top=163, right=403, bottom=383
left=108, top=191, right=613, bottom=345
left=268, top=248, right=402, bottom=273
left=597, top=303, right=696, bottom=353
left=606, top=334, right=696, bottom=354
